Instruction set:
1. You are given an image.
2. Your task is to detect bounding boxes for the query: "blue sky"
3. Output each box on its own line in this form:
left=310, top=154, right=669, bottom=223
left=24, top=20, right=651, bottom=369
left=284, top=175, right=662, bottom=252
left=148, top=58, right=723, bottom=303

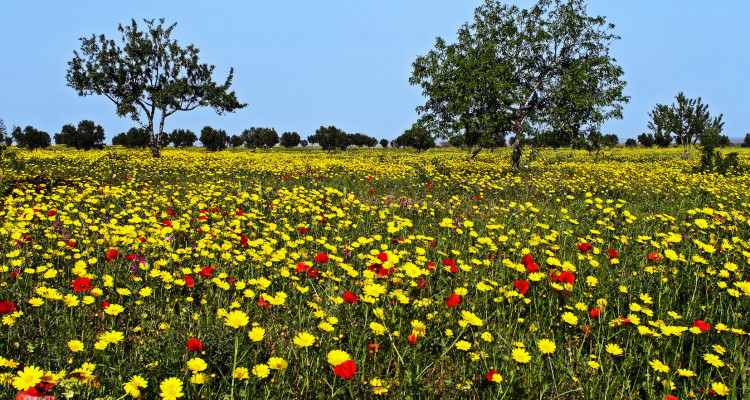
left=1, top=1, right=749, bottom=143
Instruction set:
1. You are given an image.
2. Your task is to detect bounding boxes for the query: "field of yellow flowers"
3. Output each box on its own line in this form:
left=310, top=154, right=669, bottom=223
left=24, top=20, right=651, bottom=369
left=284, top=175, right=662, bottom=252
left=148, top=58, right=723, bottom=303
left=1, top=146, right=750, bottom=399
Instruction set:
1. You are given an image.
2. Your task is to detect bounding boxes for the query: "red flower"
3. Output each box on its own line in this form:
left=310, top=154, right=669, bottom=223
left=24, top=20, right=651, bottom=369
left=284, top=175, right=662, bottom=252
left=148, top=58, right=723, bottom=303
left=408, top=334, right=418, bottom=345
left=368, top=343, right=379, bottom=351
left=486, top=369, right=500, bottom=382
left=647, top=252, right=662, bottom=261
left=577, top=243, right=593, bottom=253
left=240, top=236, right=248, bottom=246
left=343, top=291, right=358, bottom=304
left=73, top=277, right=92, bottom=292
left=369, top=189, right=375, bottom=194
left=315, top=253, right=329, bottom=263
left=299, top=227, right=306, bottom=234
left=307, top=269, right=320, bottom=278
left=167, top=209, right=177, bottom=216
left=47, top=210, right=57, bottom=217
left=102, top=302, right=110, bottom=310
left=186, top=338, right=203, bottom=352
left=449, top=265, right=459, bottom=274
left=126, top=254, right=137, bottom=262
left=377, top=252, right=388, bottom=262
left=526, top=262, right=540, bottom=273
left=589, top=309, right=600, bottom=318
left=445, top=294, right=462, bottom=307
left=257, top=296, right=270, bottom=308
left=184, top=276, right=195, bottom=288
left=520, top=254, right=534, bottom=266
left=0, top=301, right=15, bottom=314
left=333, top=360, right=357, bottom=379
left=199, top=267, right=215, bottom=277
left=693, top=320, right=711, bottom=332
left=428, top=241, right=437, bottom=247
left=513, top=280, right=529, bottom=294
left=106, top=249, right=119, bottom=260
left=236, top=209, right=245, bottom=216
left=558, top=271, right=575, bottom=285
left=607, top=249, right=618, bottom=259
left=161, top=220, right=172, bottom=227
left=295, top=262, right=310, bottom=272
left=417, top=278, right=426, bottom=289
left=442, top=259, right=456, bottom=267
left=665, top=396, right=679, bottom=400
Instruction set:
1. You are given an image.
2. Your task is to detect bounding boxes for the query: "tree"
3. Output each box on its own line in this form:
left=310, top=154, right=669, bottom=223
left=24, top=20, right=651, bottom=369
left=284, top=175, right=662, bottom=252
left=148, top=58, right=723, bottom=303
left=0, top=118, right=12, bottom=147
left=200, top=126, right=228, bottom=151
left=66, top=18, right=246, bottom=158
left=410, top=0, right=628, bottom=167
left=601, top=134, right=619, bottom=148
left=55, top=120, right=106, bottom=150
left=741, top=134, right=750, bottom=148
left=169, top=129, right=197, bottom=147
left=653, top=131, right=672, bottom=148
left=12, top=126, right=51, bottom=150
left=280, top=132, right=301, bottom=148
left=242, top=127, right=278, bottom=149
left=624, top=138, right=637, bottom=147
left=716, top=135, right=731, bottom=148
left=230, top=135, right=244, bottom=147
left=299, top=140, right=308, bottom=147
left=308, top=126, right=348, bottom=151
left=646, top=93, right=724, bottom=157
left=380, top=138, right=389, bottom=148
left=637, top=133, right=654, bottom=148
left=112, top=127, right=149, bottom=148
left=398, top=123, right=436, bottom=152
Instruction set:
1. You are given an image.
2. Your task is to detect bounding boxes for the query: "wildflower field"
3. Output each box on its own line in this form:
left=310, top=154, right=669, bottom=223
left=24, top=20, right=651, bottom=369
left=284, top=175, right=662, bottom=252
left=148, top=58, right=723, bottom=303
left=1, top=146, right=750, bottom=399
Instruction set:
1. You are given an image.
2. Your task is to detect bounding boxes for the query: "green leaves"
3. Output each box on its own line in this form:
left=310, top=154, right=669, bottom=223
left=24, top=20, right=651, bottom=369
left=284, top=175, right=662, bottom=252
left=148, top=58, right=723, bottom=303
left=646, top=92, right=724, bottom=157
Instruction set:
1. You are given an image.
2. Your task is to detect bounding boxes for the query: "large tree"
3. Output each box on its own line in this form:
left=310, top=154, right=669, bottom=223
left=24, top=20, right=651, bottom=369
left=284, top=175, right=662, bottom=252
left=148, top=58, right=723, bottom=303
left=410, top=0, right=628, bottom=166
left=308, top=126, right=349, bottom=151
left=242, top=127, right=279, bottom=149
left=66, top=18, right=246, bottom=158
left=55, top=120, right=106, bottom=150
left=280, top=131, right=301, bottom=148
left=12, top=126, right=51, bottom=150
left=646, top=92, right=724, bottom=157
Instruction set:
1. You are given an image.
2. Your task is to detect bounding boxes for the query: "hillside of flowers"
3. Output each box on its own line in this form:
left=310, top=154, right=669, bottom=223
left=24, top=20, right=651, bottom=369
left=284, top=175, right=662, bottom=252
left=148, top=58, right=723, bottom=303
left=1, top=146, right=749, bottom=399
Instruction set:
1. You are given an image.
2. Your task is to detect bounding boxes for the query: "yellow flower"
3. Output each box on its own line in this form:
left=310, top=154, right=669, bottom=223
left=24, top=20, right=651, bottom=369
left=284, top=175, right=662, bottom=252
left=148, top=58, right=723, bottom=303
left=159, top=377, right=184, bottom=400
left=703, top=353, right=725, bottom=368
left=12, top=365, right=44, bottom=391
left=28, top=298, right=44, bottom=307
left=327, top=350, right=350, bottom=366
left=711, top=382, right=730, bottom=396
left=293, top=332, right=316, bottom=347
left=186, top=357, right=207, bottom=372
left=511, top=348, right=531, bottom=363
left=481, top=332, right=493, bottom=342
left=363, top=284, right=386, bottom=297
left=370, top=322, right=386, bottom=335
left=267, top=357, right=288, bottom=370
left=588, top=361, right=600, bottom=369
left=649, top=359, right=669, bottom=373
left=605, top=343, right=623, bottom=356
left=712, top=345, right=726, bottom=355
left=63, top=294, right=80, bottom=307
left=370, top=378, right=390, bottom=395
left=411, top=320, right=427, bottom=336
left=460, top=310, right=483, bottom=326
left=252, top=364, right=270, bottom=379
left=677, top=368, right=695, bottom=377
left=189, top=373, right=208, bottom=384
left=104, top=304, right=125, bottom=316
left=68, top=340, right=85, bottom=352
left=99, top=330, right=124, bottom=344
left=537, top=339, right=556, bottom=354
left=224, top=310, right=249, bottom=329
left=455, top=340, right=471, bottom=351
left=233, top=367, right=249, bottom=380
left=561, top=312, right=578, bottom=326
left=248, top=326, right=265, bottom=341
left=123, top=375, right=148, bottom=397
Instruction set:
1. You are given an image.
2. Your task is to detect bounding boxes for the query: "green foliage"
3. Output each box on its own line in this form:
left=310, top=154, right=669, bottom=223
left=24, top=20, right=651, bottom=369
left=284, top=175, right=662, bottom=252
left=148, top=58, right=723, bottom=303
left=397, top=124, right=436, bottom=152
left=200, top=126, right=229, bottom=151
left=299, top=140, right=308, bottom=147
left=0, top=118, right=13, bottom=147
left=410, top=0, right=628, bottom=168
left=54, top=120, right=106, bottom=150
left=601, top=134, right=619, bottom=148
left=308, top=126, right=348, bottom=151
left=653, top=131, right=672, bottom=148
left=112, top=127, right=149, bottom=148
left=379, top=138, right=389, bottom=148
left=624, top=138, right=637, bottom=147
left=696, top=132, right=742, bottom=175
left=347, top=133, right=378, bottom=148
left=279, top=132, right=301, bottom=148
left=66, top=18, right=246, bottom=157
left=169, top=129, right=198, bottom=147
left=12, top=125, right=51, bottom=150
left=742, top=133, right=750, bottom=148
left=637, top=133, right=654, bottom=148
left=647, top=92, right=723, bottom=157
left=229, top=134, right=244, bottom=148
left=242, top=127, right=279, bottom=149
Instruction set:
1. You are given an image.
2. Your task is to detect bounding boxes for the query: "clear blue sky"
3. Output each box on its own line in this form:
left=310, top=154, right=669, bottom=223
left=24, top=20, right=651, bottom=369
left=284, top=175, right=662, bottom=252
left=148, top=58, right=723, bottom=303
left=1, top=1, right=749, bottom=143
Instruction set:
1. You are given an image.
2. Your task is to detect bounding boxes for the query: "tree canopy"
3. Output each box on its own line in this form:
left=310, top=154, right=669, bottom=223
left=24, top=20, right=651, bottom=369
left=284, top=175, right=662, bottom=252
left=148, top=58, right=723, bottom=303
left=12, top=126, right=51, bottom=150
left=410, top=0, right=628, bottom=166
left=169, top=129, right=198, bottom=147
left=54, top=120, right=106, bottom=150
left=66, top=18, right=246, bottom=157
left=199, top=126, right=229, bottom=151
left=647, top=92, right=724, bottom=157
left=280, top=132, right=301, bottom=148
left=242, top=127, right=279, bottom=149
left=113, top=127, right=150, bottom=148
left=308, top=126, right=348, bottom=151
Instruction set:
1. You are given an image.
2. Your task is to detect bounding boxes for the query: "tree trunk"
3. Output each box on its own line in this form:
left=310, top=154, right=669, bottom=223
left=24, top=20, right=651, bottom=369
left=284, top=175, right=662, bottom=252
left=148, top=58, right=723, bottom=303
left=471, top=147, right=482, bottom=159
left=511, top=118, right=524, bottom=169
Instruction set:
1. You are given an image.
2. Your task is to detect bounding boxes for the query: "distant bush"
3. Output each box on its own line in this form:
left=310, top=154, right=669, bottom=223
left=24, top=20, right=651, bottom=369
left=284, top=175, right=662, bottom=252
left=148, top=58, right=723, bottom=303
left=12, top=125, right=51, bottom=150
left=54, top=120, right=105, bottom=150
left=200, top=126, right=229, bottom=151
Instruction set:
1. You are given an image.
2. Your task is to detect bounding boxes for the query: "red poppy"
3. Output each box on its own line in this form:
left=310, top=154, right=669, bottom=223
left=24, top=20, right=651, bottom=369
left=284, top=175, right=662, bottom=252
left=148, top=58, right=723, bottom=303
left=16, top=384, right=56, bottom=399
left=589, top=309, right=600, bottom=318
left=66, top=241, right=75, bottom=247
left=47, top=210, right=57, bottom=217
left=449, top=265, right=459, bottom=274
left=486, top=369, right=500, bottom=382
left=377, top=252, right=388, bottom=262
left=647, top=252, right=662, bottom=261
left=299, top=227, right=306, bottom=234
left=0, top=301, right=15, bottom=314
left=161, top=220, right=172, bottom=227
left=520, top=254, right=534, bottom=266
left=619, top=317, right=630, bottom=324
left=126, top=254, right=137, bottom=262
left=577, top=243, right=593, bottom=253
left=240, top=236, right=248, bottom=246
left=607, top=249, right=618, bottom=259
left=343, top=291, right=358, bottom=304
left=526, top=262, right=540, bottom=273
left=664, top=396, right=679, bottom=400
left=428, top=241, right=437, bottom=247
left=368, top=343, right=379, bottom=351
left=167, top=210, right=176, bottom=216
left=443, top=259, right=456, bottom=267
left=184, top=276, right=195, bottom=288
left=257, top=296, right=270, bottom=308
left=199, top=267, right=215, bottom=277
left=445, top=294, right=462, bottom=307
left=73, top=277, right=92, bottom=292
left=106, top=249, right=119, bottom=260
left=307, top=269, right=320, bottom=278
left=236, top=210, right=245, bottom=216
left=693, top=320, right=711, bottom=331
left=513, top=280, right=529, bottom=294
left=102, top=302, right=110, bottom=310
left=186, top=338, right=203, bottom=352
left=369, top=189, right=375, bottom=194
left=558, top=271, right=575, bottom=285
left=295, top=262, right=310, bottom=272
left=315, top=253, right=329, bottom=263
left=407, top=334, right=418, bottom=345
left=333, top=360, right=357, bottom=379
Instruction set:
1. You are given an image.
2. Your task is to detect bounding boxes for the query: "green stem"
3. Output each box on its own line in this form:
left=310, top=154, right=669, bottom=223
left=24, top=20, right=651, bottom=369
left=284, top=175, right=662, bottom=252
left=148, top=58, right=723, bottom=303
left=230, top=332, right=239, bottom=399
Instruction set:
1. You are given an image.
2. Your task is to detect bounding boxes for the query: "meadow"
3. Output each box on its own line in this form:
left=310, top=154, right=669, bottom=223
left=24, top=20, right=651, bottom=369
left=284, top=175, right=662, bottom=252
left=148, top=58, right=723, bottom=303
left=1, top=146, right=749, bottom=399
